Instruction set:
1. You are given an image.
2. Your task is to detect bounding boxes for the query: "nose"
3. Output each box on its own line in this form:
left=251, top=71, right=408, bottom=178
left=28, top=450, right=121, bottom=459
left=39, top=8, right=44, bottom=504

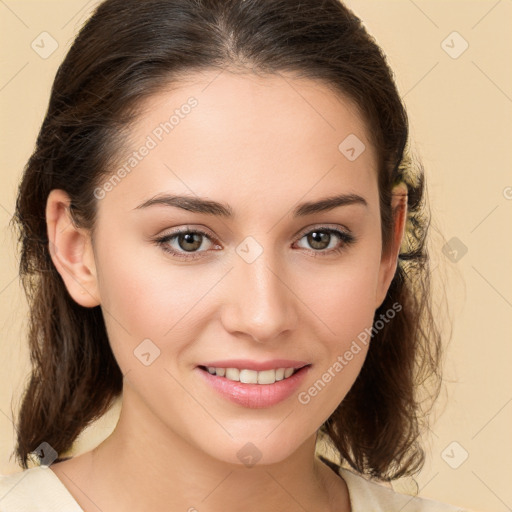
left=220, top=244, right=298, bottom=344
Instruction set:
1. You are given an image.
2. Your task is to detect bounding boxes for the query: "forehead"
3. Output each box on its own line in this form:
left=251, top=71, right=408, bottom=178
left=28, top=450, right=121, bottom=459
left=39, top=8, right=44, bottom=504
left=102, top=69, right=379, bottom=218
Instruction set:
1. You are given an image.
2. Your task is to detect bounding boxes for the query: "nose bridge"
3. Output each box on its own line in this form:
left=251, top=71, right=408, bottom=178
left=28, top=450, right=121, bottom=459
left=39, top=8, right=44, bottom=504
left=222, top=235, right=297, bottom=343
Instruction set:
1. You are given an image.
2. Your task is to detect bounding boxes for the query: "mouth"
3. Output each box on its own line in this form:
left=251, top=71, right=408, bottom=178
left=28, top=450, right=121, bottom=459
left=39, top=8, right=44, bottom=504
left=197, top=365, right=308, bottom=385
left=195, top=361, right=312, bottom=408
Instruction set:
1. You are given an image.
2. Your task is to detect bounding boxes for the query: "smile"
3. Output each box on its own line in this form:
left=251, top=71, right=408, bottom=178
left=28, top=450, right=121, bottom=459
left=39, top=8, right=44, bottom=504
left=196, top=361, right=312, bottom=408
left=199, top=366, right=299, bottom=384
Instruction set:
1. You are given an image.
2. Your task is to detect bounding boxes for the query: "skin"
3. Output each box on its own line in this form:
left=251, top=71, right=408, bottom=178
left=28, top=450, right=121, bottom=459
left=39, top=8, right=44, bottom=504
left=46, top=69, right=407, bottom=512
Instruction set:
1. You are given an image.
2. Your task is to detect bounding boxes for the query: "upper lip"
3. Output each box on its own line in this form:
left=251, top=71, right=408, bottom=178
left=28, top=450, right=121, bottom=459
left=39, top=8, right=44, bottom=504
left=198, top=359, right=310, bottom=371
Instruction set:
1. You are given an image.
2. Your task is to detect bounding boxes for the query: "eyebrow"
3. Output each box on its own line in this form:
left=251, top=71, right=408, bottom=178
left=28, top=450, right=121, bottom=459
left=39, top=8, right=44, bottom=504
left=133, top=192, right=367, bottom=218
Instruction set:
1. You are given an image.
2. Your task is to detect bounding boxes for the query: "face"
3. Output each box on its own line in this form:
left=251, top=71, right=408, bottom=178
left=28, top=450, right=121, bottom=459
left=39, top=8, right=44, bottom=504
left=50, top=69, right=402, bottom=466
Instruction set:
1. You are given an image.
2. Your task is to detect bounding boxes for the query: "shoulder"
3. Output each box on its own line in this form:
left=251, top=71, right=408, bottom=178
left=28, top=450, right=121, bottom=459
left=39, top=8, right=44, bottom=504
left=339, top=467, right=471, bottom=512
left=0, top=466, right=83, bottom=512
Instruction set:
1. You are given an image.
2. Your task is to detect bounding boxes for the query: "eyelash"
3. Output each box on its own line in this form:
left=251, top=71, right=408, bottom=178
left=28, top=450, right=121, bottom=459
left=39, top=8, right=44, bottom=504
left=153, top=225, right=356, bottom=260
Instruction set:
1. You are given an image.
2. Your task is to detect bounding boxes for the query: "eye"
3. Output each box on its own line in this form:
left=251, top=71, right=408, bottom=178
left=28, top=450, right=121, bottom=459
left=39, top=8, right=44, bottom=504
left=153, top=225, right=356, bottom=260
left=154, top=227, right=218, bottom=260
left=294, top=226, right=355, bottom=257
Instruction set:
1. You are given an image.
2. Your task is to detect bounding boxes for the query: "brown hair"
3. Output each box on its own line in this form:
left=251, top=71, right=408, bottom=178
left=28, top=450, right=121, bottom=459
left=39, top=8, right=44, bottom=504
left=10, top=0, right=442, bottom=480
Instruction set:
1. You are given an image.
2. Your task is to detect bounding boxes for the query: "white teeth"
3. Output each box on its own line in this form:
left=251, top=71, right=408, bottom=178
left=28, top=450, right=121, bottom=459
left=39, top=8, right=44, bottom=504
left=206, top=366, right=300, bottom=384
left=257, top=369, right=276, bottom=385
left=225, top=368, right=240, bottom=381
left=239, top=369, right=258, bottom=384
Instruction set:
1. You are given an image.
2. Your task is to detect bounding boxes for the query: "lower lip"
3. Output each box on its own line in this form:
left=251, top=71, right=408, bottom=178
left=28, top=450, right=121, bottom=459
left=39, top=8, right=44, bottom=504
left=196, top=366, right=311, bottom=409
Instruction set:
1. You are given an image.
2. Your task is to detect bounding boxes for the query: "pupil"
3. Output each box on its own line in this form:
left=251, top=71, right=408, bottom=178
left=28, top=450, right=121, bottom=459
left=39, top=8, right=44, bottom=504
left=180, top=233, right=201, bottom=252
left=309, top=231, right=329, bottom=250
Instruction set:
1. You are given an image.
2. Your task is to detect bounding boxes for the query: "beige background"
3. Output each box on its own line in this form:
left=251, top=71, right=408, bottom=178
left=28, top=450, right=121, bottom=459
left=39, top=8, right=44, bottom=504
left=1, top=1, right=511, bottom=511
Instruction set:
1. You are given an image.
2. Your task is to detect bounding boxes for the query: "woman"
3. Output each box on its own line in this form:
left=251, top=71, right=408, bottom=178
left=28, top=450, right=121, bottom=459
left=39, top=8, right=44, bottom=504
left=1, top=0, right=471, bottom=510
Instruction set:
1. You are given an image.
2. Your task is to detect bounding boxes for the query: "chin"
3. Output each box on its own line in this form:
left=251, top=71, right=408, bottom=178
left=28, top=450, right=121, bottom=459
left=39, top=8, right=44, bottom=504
left=192, top=424, right=315, bottom=468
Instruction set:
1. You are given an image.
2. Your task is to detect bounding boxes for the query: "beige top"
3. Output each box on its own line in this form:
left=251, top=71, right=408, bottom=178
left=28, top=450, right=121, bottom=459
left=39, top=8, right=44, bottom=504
left=0, top=463, right=471, bottom=511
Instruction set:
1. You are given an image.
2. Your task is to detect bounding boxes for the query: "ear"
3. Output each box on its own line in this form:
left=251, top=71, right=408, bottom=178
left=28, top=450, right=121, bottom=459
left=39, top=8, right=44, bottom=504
left=46, top=189, right=100, bottom=307
left=374, top=182, right=408, bottom=309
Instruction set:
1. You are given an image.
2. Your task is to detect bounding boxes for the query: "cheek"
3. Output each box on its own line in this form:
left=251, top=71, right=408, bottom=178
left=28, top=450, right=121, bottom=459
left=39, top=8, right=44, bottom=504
left=293, top=260, right=381, bottom=418
left=300, top=249, right=382, bottom=344
left=92, top=232, right=207, bottom=370
left=303, top=270, right=376, bottom=387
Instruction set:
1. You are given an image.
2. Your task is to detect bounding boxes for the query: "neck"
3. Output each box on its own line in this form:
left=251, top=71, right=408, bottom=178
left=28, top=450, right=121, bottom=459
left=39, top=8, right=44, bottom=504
left=63, top=386, right=350, bottom=512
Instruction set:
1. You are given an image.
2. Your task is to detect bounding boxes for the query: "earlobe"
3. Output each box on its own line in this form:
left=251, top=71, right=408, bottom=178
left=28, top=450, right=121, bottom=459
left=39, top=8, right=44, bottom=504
left=375, top=182, right=408, bottom=309
left=46, top=189, right=100, bottom=308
